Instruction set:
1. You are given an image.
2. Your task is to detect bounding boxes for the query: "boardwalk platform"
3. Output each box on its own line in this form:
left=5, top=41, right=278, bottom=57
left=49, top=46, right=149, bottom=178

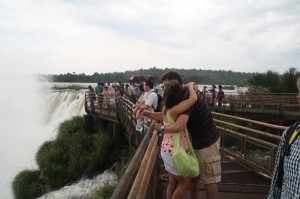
left=85, top=95, right=283, bottom=199
left=156, top=153, right=270, bottom=199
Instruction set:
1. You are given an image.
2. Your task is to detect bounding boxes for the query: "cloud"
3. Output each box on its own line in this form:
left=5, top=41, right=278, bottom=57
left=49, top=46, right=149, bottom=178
left=0, top=0, right=299, bottom=75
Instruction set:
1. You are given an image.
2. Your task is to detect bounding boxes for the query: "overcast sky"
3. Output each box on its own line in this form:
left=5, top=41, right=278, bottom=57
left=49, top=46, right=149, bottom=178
left=0, top=0, right=299, bottom=75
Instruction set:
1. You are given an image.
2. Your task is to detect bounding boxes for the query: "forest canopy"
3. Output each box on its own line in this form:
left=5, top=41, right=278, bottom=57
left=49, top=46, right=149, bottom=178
left=37, top=67, right=299, bottom=93
left=37, top=67, right=254, bottom=86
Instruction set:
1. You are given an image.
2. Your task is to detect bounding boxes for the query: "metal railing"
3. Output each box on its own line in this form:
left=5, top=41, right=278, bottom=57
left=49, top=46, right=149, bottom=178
left=207, top=93, right=300, bottom=118
left=212, top=111, right=288, bottom=177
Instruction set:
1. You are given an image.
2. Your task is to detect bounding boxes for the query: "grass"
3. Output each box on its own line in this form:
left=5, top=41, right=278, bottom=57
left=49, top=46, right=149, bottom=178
left=88, top=181, right=117, bottom=199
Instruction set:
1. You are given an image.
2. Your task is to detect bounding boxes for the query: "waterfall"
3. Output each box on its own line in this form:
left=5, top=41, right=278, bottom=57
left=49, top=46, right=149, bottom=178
left=36, top=90, right=86, bottom=134
left=0, top=76, right=111, bottom=199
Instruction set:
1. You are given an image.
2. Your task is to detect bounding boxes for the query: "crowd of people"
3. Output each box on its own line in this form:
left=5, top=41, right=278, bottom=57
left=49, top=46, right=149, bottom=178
left=88, top=80, right=225, bottom=109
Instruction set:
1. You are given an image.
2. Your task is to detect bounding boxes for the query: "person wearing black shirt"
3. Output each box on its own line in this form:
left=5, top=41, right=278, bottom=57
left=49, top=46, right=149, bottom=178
left=144, top=71, right=221, bottom=199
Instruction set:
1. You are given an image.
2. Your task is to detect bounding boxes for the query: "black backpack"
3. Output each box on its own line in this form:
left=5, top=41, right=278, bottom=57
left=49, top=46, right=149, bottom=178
left=151, top=91, right=163, bottom=112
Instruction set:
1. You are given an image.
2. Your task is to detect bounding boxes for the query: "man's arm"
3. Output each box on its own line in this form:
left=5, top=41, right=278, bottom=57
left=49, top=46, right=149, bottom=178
left=143, top=111, right=163, bottom=121
left=155, top=114, right=189, bottom=133
left=139, top=104, right=150, bottom=110
left=169, top=82, right=197, bottom=120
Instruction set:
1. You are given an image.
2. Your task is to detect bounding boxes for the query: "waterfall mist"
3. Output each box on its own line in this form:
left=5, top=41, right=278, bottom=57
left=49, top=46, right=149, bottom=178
left=0, top=75, right=85, bottom=199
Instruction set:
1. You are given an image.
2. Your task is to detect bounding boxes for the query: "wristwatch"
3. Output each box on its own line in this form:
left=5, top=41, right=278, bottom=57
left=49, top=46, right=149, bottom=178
left=161, top=125, right=166, bottom=133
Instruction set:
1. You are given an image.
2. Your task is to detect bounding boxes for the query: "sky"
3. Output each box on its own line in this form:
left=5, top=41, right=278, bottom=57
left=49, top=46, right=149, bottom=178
left=0, top=0, right=299, bottom=76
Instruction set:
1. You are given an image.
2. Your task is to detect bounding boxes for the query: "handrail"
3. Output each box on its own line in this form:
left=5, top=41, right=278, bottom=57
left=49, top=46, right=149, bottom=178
left=135, top=130, right=158, bottom=199
left=128, top=129, right=158, bottom=198
left=212, top=111, right=287, bottom=130
left=212, top=111, right=288, bottom=177
left=111, top=120, right=156, bottom=198
left=214, top=119, right=282, bottom=140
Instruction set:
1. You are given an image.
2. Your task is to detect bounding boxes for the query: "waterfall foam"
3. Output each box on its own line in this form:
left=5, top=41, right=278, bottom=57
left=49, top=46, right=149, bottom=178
left=37, top=170, right=117, bottom=199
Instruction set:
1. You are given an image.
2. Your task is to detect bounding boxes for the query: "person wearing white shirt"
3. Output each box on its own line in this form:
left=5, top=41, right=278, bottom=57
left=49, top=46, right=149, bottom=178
left=136, top=80, right=158, bottom=118
left=132, top=83, right=147, bottom=115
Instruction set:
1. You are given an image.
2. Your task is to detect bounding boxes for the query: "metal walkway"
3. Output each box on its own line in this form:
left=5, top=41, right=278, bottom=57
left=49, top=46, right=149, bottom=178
left=157, top=153, right=270, bottom=199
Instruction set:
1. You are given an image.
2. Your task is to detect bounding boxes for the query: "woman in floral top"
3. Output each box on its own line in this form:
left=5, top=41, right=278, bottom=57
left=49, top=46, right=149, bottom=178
left=157, top=80, right=197, bottom=199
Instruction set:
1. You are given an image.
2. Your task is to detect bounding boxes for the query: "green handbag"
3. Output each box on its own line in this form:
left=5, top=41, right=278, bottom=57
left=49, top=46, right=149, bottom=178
left=167, top=111, right=200, bottom=178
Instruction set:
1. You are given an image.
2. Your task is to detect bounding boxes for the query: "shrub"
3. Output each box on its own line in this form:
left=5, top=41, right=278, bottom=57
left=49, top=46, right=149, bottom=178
left=88, top=182, right=117, bottom=199
left=12, top=170, right=44, bottom=199
left=36, top=132, right=93, bottom=188
left=66, top=131, right=92, bottom=181
left=86, top=132, right=113, bottom=177
left=36, top=141, right=69, bottom=188
left=57, top=116, right=84, bottom=138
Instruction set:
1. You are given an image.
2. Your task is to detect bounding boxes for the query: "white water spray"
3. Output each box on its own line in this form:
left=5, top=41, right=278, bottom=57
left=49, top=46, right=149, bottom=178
left=0, top=75, right=91, bottom=199
left=37, top=171, right=117, bottom=199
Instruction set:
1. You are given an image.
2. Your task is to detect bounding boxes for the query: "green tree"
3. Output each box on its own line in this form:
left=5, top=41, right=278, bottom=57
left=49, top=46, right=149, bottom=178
left=248, top=70, right=280, bottom=92
left=248, top=67, right=300, bottom=93
left=279, top=67, right=299, bottom=93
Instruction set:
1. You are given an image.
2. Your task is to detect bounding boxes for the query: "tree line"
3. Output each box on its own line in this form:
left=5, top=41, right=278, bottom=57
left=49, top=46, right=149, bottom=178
left=37, top=67, right=299, bottom=93
left=37, top=67, right=254, bottom=86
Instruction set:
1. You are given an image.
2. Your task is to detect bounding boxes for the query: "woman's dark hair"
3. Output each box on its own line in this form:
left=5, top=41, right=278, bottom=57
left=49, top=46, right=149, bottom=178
left=88, top=85, right=94, bottom=91
left=139, top=83, right=145, bottom=92
left=164, top=80, right=184, bottom=110
left=160, top=71, right=183, bottom=85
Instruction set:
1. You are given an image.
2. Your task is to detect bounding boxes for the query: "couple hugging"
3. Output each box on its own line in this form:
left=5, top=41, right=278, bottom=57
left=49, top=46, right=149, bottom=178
left=136, top=71, right=221, bottom=199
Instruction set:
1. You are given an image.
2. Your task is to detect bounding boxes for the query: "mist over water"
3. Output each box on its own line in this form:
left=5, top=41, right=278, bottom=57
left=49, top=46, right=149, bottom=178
left=0, top=76, right=86, bottom=199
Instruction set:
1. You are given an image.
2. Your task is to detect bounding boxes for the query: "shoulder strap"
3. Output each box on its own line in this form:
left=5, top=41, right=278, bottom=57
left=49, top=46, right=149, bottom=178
left=167, top=111, right=195, bottom=155
left=150, top=91, right=158, bottom=111
left=276, top=121, right=300, bottom=188
left=284, top=122, right=300, bottom=154
left=166, top=110, right=180, bottom=149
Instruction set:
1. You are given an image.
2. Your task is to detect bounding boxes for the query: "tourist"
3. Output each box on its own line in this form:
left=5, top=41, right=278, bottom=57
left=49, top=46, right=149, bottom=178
left=202, top=86, right=207, bottom=99
left=144, top=71, right=221, bottom=199
left=209, top=84, right=216, bottom=106
left=95, top=82, right=103, bottom=96
left=267, top=78, right=300, bottom=199
left=135, top=80, right=158, bottom=117
left=126, top=84, right=136, bottom=103
left=87, top=85, right=96, bottom=110
left=101, top=86, right=109, bottom=107
left=88, top=85, right=94, bottom=93
left=88, top=85, right=96, bottom=100
left=132, top=83, right=146, bottom=115
left=217, top=85, right=225, bottom=107
left=156, top=80, right=198, bottom=199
